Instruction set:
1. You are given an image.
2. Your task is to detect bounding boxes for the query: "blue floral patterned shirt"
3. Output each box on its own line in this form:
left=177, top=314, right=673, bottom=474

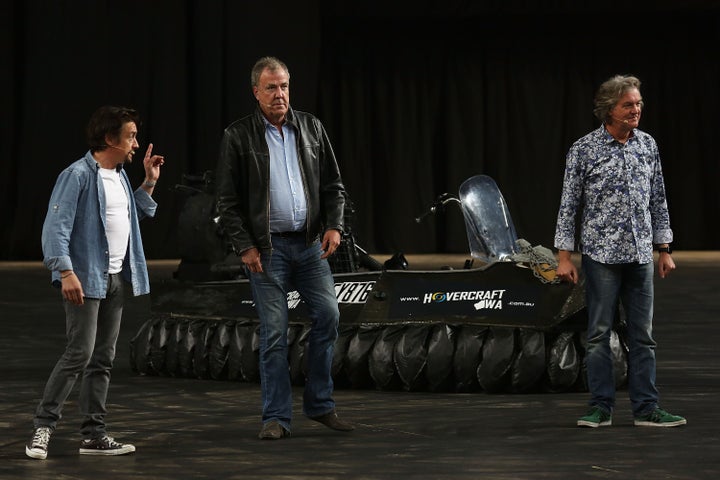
left=554, top=125, right=673, bottom=265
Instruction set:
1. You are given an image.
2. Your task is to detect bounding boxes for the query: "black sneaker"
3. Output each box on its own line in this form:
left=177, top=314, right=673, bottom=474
left=26, top=426, right=52, bottom=460
left=79, top=436, right=136, bottom=455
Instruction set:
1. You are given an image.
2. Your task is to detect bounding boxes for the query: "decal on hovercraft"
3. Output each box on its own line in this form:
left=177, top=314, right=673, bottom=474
left=286, top=281, right=376, bottom=309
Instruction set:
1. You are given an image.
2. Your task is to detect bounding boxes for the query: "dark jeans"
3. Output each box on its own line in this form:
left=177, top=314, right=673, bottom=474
left=248, top=236, right=340, bottom=431
left=582, top=256, right=659, bottom=417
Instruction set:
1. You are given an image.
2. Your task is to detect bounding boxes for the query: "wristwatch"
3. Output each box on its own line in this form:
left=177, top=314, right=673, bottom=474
left=657, top=245, right=672, bottom=254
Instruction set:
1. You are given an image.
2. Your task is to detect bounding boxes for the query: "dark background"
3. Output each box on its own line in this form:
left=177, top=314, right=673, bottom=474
left=2, top=0, right=719, bottom=261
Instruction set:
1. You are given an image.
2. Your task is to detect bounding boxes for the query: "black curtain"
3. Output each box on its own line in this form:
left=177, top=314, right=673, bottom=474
left=2, top=1, right=718, bottom=260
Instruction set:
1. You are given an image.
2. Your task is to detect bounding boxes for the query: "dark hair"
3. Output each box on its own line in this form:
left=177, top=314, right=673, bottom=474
left=86, top=105, right=141, bottom=153
left=250, top=56, right=290, bottom=88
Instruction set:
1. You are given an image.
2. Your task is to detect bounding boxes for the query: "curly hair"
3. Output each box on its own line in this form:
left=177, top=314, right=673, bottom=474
left=593, top=75, right=643, bottom=123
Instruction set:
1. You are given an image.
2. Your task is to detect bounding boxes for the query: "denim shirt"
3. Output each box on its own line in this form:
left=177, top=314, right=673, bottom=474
left=554, top=125, right=673, bottom=265
left=41, top=151, right=157, bottom=297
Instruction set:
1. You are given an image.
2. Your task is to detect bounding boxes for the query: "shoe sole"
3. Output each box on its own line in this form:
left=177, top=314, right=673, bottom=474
left=577, top=420, right=612, bottom=428
left=634, top=419, right=687, bottom=427
left=79, top=446, right=136, bottom=455
left=258, top=433, right=290, bottom=440
left=25, top=446, right=47, bottom=460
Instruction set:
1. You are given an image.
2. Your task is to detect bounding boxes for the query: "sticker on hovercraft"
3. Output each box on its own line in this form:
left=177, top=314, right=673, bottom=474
left=423, top=289, right=507, bottom=309
left=285, top=281, right=376, bottom=309
left=391, top=287, right=539, bottom=318
left=335, top=281, right=375, bottom=304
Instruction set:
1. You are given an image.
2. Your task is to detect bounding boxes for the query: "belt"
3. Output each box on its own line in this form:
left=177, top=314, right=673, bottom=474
left=271, top=230, right=306, bottom=238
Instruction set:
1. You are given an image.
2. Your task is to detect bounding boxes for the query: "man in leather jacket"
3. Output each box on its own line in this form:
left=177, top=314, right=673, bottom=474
left=215, top=56, right=354, bottom=440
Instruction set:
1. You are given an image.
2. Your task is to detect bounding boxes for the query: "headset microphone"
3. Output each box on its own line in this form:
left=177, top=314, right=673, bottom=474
left=102, top=144, right=130, bottom=154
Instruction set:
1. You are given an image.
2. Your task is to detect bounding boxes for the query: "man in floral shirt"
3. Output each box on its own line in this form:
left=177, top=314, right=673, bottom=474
left=554, top=75, right=686, bottom=428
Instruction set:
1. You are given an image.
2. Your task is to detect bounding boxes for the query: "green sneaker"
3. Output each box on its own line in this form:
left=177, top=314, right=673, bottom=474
left=577, top=406, right=612, bottom=428
left=634, top=408, right=687, bottom=427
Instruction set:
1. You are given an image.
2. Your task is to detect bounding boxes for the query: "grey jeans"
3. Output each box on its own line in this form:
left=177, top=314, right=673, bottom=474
left=33, top=273, right=124, bottom=439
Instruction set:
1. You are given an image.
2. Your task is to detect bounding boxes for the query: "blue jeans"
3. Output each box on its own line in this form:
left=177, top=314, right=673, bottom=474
left=582, top=256, right=658, bottom=417
left=248, top=236, right=340, bottom=430
left=33, top=273, right=124, bottom=439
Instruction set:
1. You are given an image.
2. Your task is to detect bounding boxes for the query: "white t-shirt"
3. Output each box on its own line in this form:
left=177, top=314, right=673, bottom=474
left=99, top=168, right=130, bottom=274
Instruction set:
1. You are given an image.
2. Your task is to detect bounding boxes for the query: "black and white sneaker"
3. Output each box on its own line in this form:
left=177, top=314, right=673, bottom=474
left=26, top=426, right=52, bottom=460
left=79, top=436, right=136, bottom=456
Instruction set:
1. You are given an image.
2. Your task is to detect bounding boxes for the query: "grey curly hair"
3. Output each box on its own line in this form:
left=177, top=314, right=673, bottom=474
left=593, top=75, right=643, bottom=123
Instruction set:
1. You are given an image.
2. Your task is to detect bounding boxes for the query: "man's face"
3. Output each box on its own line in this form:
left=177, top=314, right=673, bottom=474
left=610, top=88, right=643, bottom=129
left=107, top=121, right=139, bottom=163
left=253, top=67, right=289, bottom=125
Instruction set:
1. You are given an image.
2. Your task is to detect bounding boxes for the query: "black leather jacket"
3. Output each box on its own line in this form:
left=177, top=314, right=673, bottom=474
left=215, top=106, right=346, bottom=254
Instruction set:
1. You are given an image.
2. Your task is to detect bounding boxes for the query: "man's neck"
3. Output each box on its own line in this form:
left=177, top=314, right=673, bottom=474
left=92, top=150, right=121, bottom=170
left=605, top=123, right=633, bottom=144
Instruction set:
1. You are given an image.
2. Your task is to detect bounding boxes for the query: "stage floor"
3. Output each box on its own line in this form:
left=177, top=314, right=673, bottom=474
left=1, top=252, right=719, bottom=479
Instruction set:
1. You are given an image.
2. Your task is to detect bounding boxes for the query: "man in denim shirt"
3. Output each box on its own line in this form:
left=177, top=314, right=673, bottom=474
left=554, top=75, right=685, bottom=428
left=26, top=106, right=165, bottom=459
